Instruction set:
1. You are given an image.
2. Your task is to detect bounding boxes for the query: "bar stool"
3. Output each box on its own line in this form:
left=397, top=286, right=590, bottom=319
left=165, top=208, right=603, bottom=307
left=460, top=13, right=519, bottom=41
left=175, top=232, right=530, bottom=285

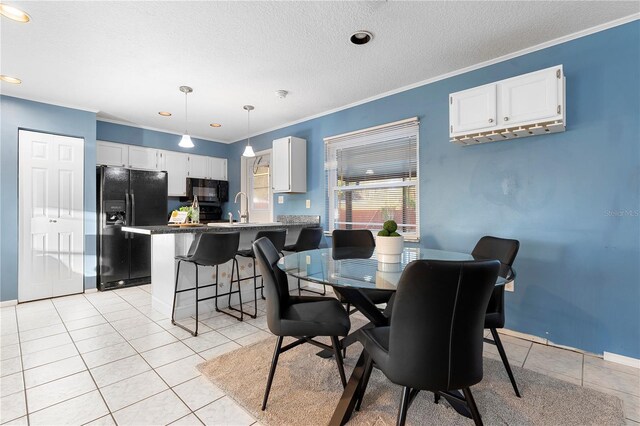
left=171, top=231, right=243, bottom=336
left=235, top=229, right=287, bottom=318
left=283, top=227, right=325, bottom=295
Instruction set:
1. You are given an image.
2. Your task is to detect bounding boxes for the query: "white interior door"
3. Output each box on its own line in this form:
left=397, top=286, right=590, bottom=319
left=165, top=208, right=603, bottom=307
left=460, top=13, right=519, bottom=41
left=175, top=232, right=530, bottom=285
left=241, top=151, right=272, bottom=223
left=19, top=130, right=84, bottom=302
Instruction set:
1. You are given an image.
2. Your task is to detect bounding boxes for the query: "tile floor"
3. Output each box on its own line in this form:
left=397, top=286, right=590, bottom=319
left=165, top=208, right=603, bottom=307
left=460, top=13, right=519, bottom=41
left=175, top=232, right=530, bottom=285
left=1, top=285, right=639, bottom=425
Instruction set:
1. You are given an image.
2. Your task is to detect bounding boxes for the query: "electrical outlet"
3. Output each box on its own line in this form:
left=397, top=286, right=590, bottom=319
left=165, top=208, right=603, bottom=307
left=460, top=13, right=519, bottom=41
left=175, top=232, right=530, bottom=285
left=278, top=196, right=284, bottom=204
left=505, top=280, right=515, bottom=292
left=306, top=199, right=311, bottom=208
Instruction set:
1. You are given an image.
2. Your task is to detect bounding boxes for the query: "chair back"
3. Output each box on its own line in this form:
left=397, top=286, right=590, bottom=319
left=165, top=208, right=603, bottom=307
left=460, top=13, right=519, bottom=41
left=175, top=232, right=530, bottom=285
left=188, top=232, right=240, bottom=266
left=331, top=229, right=375, bottom=259
left=253, top=237, right=290, bottom=335
left=472, top=236, right=520, bottom=327
left=255, top=229, right=287, bottom=253
left=293, top=227, right=324, bottom=252
left=387, top=259, right=499, bottom=391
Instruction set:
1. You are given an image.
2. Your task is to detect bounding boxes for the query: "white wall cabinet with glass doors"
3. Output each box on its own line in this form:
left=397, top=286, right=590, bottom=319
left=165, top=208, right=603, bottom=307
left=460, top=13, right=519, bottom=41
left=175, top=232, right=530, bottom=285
left=450, top=65, right=565, bottom=145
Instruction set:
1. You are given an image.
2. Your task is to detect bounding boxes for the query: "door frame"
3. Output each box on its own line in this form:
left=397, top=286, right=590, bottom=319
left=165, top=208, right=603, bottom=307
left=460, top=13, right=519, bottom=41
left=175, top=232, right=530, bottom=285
left=18, top=129, right=85, bottom=302
left=240, top=148, right=273, bottom=223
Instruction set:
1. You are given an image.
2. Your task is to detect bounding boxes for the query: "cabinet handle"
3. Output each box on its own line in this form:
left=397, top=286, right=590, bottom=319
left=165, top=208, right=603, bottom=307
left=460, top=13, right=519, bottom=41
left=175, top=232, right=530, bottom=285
left=503, top=117, right=509, bottom=122
left=49, top=219, right=57, bottom=223
left=488, top=118, right=494, bottom=123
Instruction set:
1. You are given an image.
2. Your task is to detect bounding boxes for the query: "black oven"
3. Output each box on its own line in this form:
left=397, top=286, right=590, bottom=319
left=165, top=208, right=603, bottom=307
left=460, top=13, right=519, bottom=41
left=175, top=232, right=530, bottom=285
left=185, top=178, right=229, bottom=204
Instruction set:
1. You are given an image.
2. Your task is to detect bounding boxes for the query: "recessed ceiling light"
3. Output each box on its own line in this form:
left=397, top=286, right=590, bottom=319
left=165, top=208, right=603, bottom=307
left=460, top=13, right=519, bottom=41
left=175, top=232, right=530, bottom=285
left=210, top=123, right=222, bottom=128
left=0, top=75, right=21, bottom=84
left=0, top=4, right=30, bottom=23
left=350, top=31, right=372, bottom=45
left=158, top=111, right=172, bottom=116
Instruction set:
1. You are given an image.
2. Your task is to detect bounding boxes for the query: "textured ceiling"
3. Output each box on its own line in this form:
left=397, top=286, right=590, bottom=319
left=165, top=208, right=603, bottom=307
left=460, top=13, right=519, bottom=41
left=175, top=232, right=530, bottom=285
left=1, top=1, right=638, bottom=143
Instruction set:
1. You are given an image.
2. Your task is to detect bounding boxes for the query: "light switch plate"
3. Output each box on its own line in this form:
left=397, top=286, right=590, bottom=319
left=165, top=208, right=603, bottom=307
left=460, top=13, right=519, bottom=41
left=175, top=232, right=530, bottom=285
left=278, top=196, right=284, bottom=204
left=306, top=199, right=311, bottom=208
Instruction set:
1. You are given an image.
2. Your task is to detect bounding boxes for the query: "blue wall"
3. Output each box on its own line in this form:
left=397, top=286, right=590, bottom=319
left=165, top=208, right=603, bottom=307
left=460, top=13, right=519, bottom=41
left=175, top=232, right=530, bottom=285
left=96, top=121, right=230, bottom=213
left=227, top=21, right=640, bottom=358
left=1, top=96, right=98, bottom=299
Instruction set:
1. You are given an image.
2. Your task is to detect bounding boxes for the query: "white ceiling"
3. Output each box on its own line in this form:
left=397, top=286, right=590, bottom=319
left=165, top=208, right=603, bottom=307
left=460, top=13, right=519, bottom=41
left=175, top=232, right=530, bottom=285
left=1, top=1, right=638, bottom=143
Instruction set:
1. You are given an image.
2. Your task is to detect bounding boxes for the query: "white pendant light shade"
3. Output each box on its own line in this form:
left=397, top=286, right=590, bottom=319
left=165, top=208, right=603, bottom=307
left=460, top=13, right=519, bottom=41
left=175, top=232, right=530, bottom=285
left=179, top=134, right=194, bottom=148
left=242, top=144, right=255, bottom=157
left=179, top=85, right=194, bottom=149
left=242, top=105, right=255, bottom=158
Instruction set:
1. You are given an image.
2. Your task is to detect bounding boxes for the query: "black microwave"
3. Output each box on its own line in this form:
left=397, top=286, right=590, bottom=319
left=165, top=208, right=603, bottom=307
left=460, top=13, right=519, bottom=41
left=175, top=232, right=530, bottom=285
left=185, top=178, right=228, bottom=203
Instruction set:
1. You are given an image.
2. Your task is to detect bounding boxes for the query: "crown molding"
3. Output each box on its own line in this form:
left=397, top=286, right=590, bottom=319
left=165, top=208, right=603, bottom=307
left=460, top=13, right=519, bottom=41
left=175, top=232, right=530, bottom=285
left=96, top=118, right=228, bottom=144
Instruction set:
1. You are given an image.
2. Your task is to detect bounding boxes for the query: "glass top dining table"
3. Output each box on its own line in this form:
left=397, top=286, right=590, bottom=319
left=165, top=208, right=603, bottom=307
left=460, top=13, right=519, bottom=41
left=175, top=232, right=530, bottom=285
left=277, top=247, right=509, bottom=291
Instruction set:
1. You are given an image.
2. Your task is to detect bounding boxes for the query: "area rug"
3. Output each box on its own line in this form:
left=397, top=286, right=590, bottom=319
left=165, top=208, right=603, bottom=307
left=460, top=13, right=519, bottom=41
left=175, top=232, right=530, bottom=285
left=198, top=337, right=624, bottom=425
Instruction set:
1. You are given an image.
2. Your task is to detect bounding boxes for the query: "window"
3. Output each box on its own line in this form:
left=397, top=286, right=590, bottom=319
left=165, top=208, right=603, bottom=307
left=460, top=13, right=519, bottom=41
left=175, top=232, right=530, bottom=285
left=325, top=117, right=419, bottom=240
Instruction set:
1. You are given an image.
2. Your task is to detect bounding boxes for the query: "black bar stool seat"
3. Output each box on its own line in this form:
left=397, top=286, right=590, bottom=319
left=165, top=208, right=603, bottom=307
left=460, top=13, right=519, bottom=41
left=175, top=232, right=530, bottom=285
left=283, top=227, right=326, bottom=295
left=171, top=231, right=244, bottom=336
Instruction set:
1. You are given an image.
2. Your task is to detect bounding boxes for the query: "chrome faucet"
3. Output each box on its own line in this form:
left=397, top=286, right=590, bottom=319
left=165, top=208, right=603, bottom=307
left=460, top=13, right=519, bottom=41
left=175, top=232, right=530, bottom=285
left=234, top=192, right=249, bottom=223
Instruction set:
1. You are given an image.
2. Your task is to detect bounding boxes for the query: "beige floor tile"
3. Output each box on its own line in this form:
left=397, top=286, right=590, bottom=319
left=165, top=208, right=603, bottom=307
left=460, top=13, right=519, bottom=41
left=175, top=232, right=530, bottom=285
left=0, top=391, right=26, bottom=423
left=169, top=413, right=204, bottom=425
left=26, top=371, right=96, bottom=412
left=83, top=414, right=117, bottom=426
left=89, top=354, right=151, bottom=388
left=75, top=332, right=126, bottom=354
left=182, top=331, right=231, bottom=353
left=69, top=324, right=117, bottom=342
left=199, top=341, right=242, bottom=360
left=0, top=333, right=19, bottom=347
left=118, top=322, right=164, bottom=341
left=0, top=344, right=21, bottom=361
left=23, top=355, right=86, bottom=388
left=172, top=376, right=224, bottom=411
left=63, top=315, right=107, bottom=332
left=18, top=324, right=67, bottom=343
left=94, top=302, right=132, bottom=315
left=21, top=343, right=78, bottom=370
left=195, top=396, right=255, bottom=426
left=20, top=333, right=73, bottom=355
left=1, top=415, right=28, bottom=426
left=81, top=342, right=136, bottom=369
left=112, top=389, right=190, bottom=425
left=155, top=354, right=205, bottom=387
left=58, top=308, right=100, bottom=322
left=141, top=342, right=195, bottom=368
left=585, top=355, right=639, bottom=377
left=129, top=330, right=178, bottom=352
left=28, top=390, right=108, bottom=426
left=200, top=314, right=242, bottom=330
left=102, top=309, right=145, bottom=323
left=0, top=356, right=22, bottom=378
left=483, top=339, right=531, bottom=368
left=100, top=370, right=168, bottom=412
left=17, top=316, right=62, bottom=332
left=584, top=362, right=640, bottom=396
left=236, top=330, right=272, bottom=346
left=523, top=343, right=583, bottom=380
left=217, top=322, right=261, bottom=340
left=0, top=372, right=24, bottom=397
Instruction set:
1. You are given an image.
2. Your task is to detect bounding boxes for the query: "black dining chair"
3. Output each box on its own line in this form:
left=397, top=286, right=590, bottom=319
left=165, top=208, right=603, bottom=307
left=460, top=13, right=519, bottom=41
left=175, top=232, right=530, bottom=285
left=253, top=237, right=351, bottom=411
left=356, top=259, right=500, bottom=426
left=331, top=230, right=394, bottom=312
left=283, top=227, right=325, bottom=295
left=236, top=229, right=287, bottom=319
left=171, top=232, right=243, bottom=336
left=472, top=235, right=521, bottom=397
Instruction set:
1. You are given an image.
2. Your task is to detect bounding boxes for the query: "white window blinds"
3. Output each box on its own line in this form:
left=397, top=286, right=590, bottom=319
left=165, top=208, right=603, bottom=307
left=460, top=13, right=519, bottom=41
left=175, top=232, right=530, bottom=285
left=325, top=117, right=419, bottom=240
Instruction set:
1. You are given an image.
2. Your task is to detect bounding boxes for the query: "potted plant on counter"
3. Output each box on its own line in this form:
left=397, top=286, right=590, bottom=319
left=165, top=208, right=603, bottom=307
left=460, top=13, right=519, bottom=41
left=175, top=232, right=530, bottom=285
left=376, top=220, right=404, bottom=263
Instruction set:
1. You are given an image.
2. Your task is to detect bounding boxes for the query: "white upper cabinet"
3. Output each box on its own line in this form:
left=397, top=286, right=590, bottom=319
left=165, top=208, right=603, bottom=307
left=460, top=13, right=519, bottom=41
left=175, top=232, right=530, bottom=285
left=97, top=141, right=158, bottom=170
left=449, top=65, right=565, bottom=145
left=188, top=154, right=210, bottom=179
left=210, top=157, right=227, bottom=180
left=272, top=136, right=306, bottom=193
left=96, top=141, right=128, bottom=167
left=500, top=66, right=561, bottom=126
left=159, top=150, right=189, bottom=196
left=128, top=145, right=159, bottom=170
left=450, top=84, right=497, bottom=135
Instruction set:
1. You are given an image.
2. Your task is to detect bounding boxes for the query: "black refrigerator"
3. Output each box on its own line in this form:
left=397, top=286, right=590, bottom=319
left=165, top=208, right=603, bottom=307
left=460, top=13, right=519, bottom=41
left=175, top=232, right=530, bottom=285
left=97, top=166, right=168, bottom=290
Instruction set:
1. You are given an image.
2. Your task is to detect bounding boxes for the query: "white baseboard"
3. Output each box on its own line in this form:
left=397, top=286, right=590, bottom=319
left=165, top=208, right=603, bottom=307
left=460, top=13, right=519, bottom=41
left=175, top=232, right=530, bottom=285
left=84, top=288, right=98, bottom=294
left=0, top=299, right=18, bottom=308
left=604, top=351, right=640, bottom=369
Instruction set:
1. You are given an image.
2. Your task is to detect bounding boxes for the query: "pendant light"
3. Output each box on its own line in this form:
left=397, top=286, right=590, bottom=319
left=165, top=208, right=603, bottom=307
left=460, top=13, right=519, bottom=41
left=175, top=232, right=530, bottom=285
left=242, top=105, right=256, bottom=157
left=178, top=86, right=194, bottom=148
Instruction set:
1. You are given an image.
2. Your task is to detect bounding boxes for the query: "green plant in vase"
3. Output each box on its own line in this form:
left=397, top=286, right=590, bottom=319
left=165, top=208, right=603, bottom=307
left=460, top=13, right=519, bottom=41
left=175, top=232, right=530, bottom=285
left=377, top=220, right=401, bottom=237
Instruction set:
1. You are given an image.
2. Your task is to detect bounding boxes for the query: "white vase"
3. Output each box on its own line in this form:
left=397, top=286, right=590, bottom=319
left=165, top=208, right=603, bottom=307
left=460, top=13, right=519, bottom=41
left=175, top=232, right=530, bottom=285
left=375, top=235, right=404, bottom=263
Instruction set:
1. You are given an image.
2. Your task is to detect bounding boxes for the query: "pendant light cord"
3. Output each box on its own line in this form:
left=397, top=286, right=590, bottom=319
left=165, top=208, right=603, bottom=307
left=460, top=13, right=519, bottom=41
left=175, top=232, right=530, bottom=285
left=246, top=108, right=251, bottom=146
left=184, top=91, right=189, bottom=135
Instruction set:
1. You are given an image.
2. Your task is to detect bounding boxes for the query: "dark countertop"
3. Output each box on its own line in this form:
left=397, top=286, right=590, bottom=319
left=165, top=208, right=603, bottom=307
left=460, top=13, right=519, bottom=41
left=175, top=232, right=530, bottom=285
left=122, top=220, right=319, bottom=235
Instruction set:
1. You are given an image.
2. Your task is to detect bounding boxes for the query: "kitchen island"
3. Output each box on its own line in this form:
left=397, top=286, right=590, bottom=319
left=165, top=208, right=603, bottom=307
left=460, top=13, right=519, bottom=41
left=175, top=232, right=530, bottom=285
left=123, top=215, right=321, bottom=319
